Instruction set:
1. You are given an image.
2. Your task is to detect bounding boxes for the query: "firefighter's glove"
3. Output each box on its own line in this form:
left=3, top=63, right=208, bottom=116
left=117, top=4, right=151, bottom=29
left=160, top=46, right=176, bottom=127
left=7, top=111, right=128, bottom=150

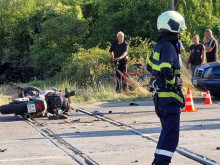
left=176, top=77, right=183, bottom=86
left=148, top=77, right=155, bottom=87
left=148, top=77, right=155, bottom=92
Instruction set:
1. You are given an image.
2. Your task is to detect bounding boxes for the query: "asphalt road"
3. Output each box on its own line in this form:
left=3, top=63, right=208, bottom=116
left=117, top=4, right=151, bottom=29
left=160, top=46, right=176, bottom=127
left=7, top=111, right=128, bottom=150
left=0, top=96, right=220, bottom=165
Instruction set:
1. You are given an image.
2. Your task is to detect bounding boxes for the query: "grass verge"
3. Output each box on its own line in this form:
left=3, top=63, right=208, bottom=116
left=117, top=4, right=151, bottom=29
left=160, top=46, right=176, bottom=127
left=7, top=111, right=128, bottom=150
left=0, top=66, right=202, bottom=106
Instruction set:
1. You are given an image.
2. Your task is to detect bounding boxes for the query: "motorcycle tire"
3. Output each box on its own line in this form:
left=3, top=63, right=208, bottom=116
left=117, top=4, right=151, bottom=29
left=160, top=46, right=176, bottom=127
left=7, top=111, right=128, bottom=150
left=0, top=102, right=27, bottom=115
left=18, top=86, right=41, bottom=98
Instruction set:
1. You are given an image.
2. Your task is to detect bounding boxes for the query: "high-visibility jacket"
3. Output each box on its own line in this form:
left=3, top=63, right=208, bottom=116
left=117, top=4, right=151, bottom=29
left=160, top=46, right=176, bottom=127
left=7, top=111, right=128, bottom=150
left=147, top=39, right=184, bottom=108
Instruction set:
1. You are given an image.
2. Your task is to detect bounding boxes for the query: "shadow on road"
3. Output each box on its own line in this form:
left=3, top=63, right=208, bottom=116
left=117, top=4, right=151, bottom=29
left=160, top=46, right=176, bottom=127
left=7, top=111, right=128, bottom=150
left=0, top=115, right=22, bottom=122
left=52, top=120, right=220, bottom=139
left=97, top=101, right=154, bottom=108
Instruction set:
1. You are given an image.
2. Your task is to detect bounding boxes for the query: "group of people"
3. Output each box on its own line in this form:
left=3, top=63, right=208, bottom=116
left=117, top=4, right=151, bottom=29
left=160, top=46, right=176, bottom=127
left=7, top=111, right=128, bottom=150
left=109, top=10, right=218, bottom=165
left=185, top=29, right=218, bottom=75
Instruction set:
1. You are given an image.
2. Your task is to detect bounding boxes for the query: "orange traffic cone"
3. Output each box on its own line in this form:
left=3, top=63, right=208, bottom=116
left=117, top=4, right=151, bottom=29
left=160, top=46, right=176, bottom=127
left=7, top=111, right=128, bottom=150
left=203, top=90, right=213, bottom=105
left=182, top=88, right=198, bottom=112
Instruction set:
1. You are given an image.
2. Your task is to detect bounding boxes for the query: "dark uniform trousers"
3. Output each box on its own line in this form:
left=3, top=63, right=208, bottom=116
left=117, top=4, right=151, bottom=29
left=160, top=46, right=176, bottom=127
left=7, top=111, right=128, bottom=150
left=153, top=103, right=180, bottom=165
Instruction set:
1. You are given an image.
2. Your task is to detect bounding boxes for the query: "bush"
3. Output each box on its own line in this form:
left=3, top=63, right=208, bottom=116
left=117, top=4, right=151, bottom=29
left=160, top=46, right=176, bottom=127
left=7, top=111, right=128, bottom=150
left=59, top=47, right=112, bottom=86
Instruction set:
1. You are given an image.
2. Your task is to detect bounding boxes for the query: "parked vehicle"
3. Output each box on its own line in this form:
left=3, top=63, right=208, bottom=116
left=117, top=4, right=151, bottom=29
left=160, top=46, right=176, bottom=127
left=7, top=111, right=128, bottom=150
left=0, top=86, right=75, bottom=119
left=192, top=61, right=220, bottom=97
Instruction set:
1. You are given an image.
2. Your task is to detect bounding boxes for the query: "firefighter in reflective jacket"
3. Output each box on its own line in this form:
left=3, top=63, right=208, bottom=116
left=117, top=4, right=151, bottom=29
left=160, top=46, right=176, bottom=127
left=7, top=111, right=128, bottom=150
left=147, top=11, right=187, bottom=165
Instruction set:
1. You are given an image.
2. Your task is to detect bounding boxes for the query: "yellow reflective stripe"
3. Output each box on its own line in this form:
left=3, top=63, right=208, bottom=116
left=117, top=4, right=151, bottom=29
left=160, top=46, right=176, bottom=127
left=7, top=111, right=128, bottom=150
left=166, top=77, right=175, bottom=85
left=148, top=59, right=172, bottom=72
left=158, top=92, right=183, bottom=103
left=153, top=52, right=160, bottom=61
left=152, top=64, right=160, bottom=71
left=160, top=62, right=171, bottom=69
left=147, top=58, right=153, bottom=67
left=152, top=63, right=171, bottom=71
left=174, top=70, right=180, bottom=75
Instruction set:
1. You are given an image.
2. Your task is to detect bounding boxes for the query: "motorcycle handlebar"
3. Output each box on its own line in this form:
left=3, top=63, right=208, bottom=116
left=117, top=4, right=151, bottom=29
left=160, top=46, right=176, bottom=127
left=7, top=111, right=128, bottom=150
left=51, top=87, right=61, bottom=92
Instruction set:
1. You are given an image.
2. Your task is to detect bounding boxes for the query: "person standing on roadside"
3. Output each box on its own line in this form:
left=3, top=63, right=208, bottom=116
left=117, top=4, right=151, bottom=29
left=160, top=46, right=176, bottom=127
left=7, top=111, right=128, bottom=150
left=147, top=11, right=186, bottom=165
left=204, top=29, right=218, bottom=63
left=186, top=35, right=205, bottom=75
left=109, top=31, right=129, bottom=91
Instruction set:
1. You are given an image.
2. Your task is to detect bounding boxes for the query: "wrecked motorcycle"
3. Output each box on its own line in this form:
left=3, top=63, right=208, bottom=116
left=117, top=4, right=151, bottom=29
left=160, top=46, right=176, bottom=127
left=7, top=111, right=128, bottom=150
left=0, top=86, right=75, bottom=119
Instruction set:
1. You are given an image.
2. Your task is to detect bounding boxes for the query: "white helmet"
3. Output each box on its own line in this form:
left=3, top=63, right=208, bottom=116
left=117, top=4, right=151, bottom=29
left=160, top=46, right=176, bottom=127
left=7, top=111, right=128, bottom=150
left=157, top=11, right=187, bottom=33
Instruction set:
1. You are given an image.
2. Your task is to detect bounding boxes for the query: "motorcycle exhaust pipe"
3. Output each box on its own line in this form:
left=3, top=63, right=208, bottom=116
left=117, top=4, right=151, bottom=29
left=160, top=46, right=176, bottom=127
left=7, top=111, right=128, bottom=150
left=24, top=113, right=32, bottom=119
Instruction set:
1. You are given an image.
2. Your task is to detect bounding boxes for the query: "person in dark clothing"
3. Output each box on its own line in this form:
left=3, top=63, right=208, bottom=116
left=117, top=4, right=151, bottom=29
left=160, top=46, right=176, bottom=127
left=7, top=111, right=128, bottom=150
left=204, top=29, right=219, bottom=63
left=186, top=35, right=205, bottom=75
left=109, top=31, right=128, bottom=91
left=147, top=11, right=186, bottom=165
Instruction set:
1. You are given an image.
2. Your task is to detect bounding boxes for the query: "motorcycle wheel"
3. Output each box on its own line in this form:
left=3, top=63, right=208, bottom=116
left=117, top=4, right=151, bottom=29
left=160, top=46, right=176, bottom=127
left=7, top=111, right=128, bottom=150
left=0, top=102, right=27, bottom=115
left=18, top=86, right=41, bottom=98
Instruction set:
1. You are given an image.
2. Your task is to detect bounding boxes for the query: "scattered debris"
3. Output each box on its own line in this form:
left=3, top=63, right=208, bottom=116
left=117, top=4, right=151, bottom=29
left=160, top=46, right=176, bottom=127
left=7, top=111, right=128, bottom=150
left=58, top=119, right=80, bottom=124
left=131, top=160, right=138, bottom=163
left=0, top=149, right=7, bottom=152
left=124, top=111, right=133, bottom=114
left=80, top=120, right=93, bottom=123
left=48, top=116, right=55, bottom=120
left=130, top=103, right=139, bottom=106
left=92, top=110, right=103, bottom=116
left=57, top=118, right=101, bottom=124
left=68, top=119, right=81, bottom=123
left=83, top=123, right=92, bottom=126
left=49, top=114, right=68, bottom=120
left=94, top=119, right=101, bottom=122
left=55, top=114, right=68, bottom=120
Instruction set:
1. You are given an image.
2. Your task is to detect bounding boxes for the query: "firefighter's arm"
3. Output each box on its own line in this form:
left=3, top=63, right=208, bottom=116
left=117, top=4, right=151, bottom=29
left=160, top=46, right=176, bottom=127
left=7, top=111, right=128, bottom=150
left=160, top=64, right=177, bottom=86
left=161, top=65, right=182, bottom=86
left=160, top=46, right=180, bottom=86
left=146, top=53, right=153, bottom=73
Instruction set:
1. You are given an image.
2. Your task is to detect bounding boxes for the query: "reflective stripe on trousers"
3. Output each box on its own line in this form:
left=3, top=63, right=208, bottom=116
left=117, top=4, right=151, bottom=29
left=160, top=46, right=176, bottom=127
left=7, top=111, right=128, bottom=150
left=155, top=149, right=174, bottom=158
left=153, top=103, right=180, bottom=165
